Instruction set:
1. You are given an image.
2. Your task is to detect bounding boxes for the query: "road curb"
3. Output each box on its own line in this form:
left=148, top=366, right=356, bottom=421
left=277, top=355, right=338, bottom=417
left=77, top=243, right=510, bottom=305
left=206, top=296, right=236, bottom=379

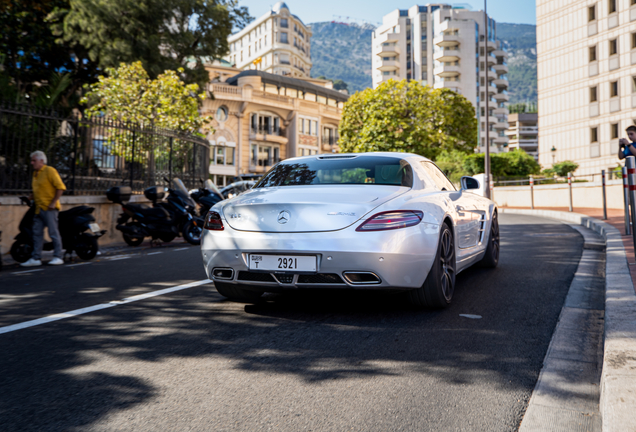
left=500, top=208, right=636, bottom=431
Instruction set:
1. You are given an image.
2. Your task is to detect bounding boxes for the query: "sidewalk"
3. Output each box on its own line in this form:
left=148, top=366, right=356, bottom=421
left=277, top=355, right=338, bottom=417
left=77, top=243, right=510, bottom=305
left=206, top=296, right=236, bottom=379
left=503, top=206, right=636, bottom=294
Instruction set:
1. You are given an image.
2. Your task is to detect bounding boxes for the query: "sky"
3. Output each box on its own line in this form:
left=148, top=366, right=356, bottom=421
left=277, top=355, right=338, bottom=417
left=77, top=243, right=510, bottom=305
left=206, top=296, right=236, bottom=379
left=236, top=0, right=536, bottom=27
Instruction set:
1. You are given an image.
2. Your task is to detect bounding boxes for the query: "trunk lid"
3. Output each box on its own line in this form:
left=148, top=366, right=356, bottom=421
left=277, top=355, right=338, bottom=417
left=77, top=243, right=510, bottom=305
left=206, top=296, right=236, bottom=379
left=222, top=185, right=409, bottom=233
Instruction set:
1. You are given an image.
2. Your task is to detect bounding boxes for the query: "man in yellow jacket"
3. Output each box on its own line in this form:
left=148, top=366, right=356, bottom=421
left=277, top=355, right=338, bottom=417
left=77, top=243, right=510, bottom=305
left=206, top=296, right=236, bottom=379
left=21, top=151, right=66, bottom=267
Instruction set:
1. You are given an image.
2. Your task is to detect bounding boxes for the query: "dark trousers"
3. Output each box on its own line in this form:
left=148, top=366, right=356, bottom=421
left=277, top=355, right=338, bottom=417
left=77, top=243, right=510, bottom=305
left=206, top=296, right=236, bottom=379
left=32, top=210, right=63, bottom=260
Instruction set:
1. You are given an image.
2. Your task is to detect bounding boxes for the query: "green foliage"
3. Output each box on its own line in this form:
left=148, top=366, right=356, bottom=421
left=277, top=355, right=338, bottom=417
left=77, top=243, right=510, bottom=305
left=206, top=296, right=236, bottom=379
left=509, top=102, right=537, bottom=114
left=310, top=22, right=373, bottom=92
left=339, top=79, right=477, bottom=160
left=316, top=75, right=349, bottom=91
left=496, top=23, right=537, bottom=105
left=0, top=0, right=98, bottom=106
left=435, top=149, right=541, bottom=181
left=552, top=160, right=579, bottom=176
left=436, top=149, right=468, bottom=183
left=50, top=0, right=251, bottom=88
left=81, top=61, right=211, bottom=134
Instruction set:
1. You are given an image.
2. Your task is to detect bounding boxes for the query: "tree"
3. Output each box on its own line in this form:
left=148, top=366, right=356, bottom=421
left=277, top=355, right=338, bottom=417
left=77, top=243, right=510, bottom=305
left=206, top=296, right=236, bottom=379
left=81, top=61, right=210, bottom=133
left=552, top=160, right=579, bottom=176
left=338, top=79, right=477, bottom=159
left=50, top=0, right=252, bottom=87
left=0, top=0, right=99, bottom=107
left=315, top=75, right=349, bottom=91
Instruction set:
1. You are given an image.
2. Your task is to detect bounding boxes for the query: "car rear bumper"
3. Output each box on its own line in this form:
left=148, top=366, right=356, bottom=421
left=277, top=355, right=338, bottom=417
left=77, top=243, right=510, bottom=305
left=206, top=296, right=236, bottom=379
left=201, top=222, right=440, bottom=291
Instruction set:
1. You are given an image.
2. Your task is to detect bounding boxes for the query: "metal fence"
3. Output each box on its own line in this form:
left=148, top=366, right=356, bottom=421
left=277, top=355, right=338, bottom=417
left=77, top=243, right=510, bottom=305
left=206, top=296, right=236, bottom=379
left=0, top=102, right=210, bottom=195
left=493, top=170, right=622, bottom=187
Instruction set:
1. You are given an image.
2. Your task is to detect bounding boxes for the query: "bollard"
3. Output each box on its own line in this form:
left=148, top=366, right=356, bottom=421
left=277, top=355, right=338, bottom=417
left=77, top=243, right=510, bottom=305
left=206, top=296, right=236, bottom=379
left=529, top=175, right=534, bottom=209
left=602, top=169, right=607, bottom=220
left=623, top=166, right=631, bottom=235
left=626, top=156, right=636, bottom=262
left=568, top=172, right=573, bottom=212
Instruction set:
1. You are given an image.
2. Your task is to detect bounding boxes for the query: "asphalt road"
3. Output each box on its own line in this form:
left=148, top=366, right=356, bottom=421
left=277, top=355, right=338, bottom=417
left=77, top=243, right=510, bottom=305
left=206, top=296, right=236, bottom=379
left=0, top=214, right=583, bottom=431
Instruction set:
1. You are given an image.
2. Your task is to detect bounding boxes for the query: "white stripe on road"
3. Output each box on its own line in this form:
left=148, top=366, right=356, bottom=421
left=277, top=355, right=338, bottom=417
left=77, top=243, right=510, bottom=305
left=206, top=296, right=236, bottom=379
left=174, top=248, right=190, bottom=251
left=147, top=252, right=163, bottom=255
left=11, top=269, right=44, bottom=275
left=67, top=262, right=92, bottom=267
left=0, top=279, right=212, bottom=335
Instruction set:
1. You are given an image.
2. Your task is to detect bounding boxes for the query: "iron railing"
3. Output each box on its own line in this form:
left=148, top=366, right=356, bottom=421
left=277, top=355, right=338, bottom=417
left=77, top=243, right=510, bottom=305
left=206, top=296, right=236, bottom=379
left=0, top=102, right=210, bottom=195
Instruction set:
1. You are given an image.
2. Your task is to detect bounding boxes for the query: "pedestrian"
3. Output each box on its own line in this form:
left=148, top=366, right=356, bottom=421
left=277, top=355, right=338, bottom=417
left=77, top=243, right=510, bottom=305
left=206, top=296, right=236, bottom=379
left=618, top=125, right=636, bottom=159
left=20, top=151, right=66, bottom=267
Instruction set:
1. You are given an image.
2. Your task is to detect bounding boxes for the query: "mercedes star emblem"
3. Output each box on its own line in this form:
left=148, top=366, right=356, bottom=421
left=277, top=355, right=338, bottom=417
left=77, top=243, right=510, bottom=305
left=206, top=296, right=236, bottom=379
left=277, top=210, right=290, bottom=224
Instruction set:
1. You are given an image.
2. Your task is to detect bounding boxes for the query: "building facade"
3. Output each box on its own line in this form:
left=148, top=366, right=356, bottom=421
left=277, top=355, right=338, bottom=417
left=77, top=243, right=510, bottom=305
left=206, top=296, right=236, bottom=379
left=537, top=0, right=636, bottom=175
left=506, top=113, right=539, bottom=160
left=372, top=4, right=510, bottom=153
left=225, top=2, right=312, bottom=78
left=202, top=68, right=347, bottom=186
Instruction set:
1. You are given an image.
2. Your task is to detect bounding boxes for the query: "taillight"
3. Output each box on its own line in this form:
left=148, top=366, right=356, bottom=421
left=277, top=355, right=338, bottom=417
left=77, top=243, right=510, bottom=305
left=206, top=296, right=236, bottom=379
left=203, top=211, right=224, bottom=230
left=356, top=211, right=423, bottom=232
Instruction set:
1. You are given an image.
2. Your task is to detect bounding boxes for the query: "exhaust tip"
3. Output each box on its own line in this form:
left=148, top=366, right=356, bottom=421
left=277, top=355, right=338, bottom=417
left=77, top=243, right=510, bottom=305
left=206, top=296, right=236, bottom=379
left=343, top=271, right=381, bottom=285
left=212, top=268, right=234, bottom=280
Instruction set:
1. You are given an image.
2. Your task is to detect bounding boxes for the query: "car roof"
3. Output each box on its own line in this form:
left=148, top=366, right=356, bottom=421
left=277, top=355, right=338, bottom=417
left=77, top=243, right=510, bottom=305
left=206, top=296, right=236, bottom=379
left=282, top=152, right=431, bottom=163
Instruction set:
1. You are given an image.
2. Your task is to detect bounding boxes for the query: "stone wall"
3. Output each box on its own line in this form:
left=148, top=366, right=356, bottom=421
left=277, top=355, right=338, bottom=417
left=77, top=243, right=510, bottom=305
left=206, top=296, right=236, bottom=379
left=0, top=194, right=152, bottom=256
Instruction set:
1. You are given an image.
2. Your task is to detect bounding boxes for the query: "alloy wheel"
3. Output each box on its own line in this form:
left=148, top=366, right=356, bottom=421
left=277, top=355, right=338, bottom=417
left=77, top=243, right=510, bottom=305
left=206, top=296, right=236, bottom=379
left=439, top=228, right=456, bottom=301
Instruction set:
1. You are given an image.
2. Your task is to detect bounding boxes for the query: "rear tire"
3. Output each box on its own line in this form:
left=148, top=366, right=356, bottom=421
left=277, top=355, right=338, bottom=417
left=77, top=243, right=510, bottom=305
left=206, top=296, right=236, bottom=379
left=407, top=222, right=456, bottom=308
left=479, top=211, right=499, bottom=268
left=123, top=233, right=144, bottom=247
left=182, top=219, right=202, bottom=245
left=214, top=281, right=263, bottom=303
left=10, top=240, right=33, bottom=263
left=75, top=236, right=98, bottom=260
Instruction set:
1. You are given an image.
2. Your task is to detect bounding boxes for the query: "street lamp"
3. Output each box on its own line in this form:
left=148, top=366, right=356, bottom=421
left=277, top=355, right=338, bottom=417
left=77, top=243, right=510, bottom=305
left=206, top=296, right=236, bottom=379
left=483, top=0, right=491, bottom=199
left=551, top=146, right=556, bottom=165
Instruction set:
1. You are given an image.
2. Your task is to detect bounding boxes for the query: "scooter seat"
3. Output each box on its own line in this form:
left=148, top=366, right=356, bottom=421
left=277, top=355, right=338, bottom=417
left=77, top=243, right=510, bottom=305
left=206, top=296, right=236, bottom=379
left=127, top=203, right=171, bottom=219
left=59, top=206, right=94, bottom=218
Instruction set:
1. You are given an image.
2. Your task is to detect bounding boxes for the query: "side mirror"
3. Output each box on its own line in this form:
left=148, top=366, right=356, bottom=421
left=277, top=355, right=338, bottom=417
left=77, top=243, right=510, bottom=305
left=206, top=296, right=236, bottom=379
left=460, top=176, right=480, bottom=191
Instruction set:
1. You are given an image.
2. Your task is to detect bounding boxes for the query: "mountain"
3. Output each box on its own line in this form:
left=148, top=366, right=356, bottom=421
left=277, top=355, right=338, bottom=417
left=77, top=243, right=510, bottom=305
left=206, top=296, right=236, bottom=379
left=308, top=21, right=538, bottom=104
left=496, top=23, right=537, bottom=105
left=308, top=21, right=374, bottom=93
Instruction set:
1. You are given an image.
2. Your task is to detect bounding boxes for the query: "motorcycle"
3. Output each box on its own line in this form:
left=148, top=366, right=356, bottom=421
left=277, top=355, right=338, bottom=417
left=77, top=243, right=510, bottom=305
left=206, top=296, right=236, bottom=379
left=107, top=179, right=202, bottom=247
left=10, top=197, right=106, bottom=263
left=189, top=179, right=225, bottom=217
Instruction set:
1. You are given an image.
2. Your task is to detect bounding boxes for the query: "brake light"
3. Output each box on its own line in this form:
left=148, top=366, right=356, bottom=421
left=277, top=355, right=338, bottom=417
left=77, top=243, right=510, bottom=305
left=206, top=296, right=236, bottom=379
left=356, top=211, right=423, bottom=232
left=203, top=211, right=224, bottom=230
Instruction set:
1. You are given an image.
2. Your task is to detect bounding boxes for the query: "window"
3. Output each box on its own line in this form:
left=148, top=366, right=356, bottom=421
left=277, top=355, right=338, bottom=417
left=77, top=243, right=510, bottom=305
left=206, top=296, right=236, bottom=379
left=588, top=5, right=596, bottom=21
left=632, top=33, right=636, bottom=49
left=609, top=0, right=617, bottom=13
left=421, top=162, right=456, bottom=191
left=589, top=45, right=597, bottom=62
left=216, top=106, right=228, bottom=122
left=280, top=32, right=288, bottom=44
left=280, top=18, right=288, bottom=28
left=610, top=80, right=619, bottom=97
left=210, top=145, right=235, bottom=166
left=610, top=39, right=618, bottom=55
left=590, top=86, right=598, bottom=102
left=250, top=144, right=280, bottom=167
left=632, top=76, right=636, bottom=92
left=251, top=113, right=281, bottom=135
left=611, top=123, right=619, bottom=139
left=591, top=127, right=598, bottom=143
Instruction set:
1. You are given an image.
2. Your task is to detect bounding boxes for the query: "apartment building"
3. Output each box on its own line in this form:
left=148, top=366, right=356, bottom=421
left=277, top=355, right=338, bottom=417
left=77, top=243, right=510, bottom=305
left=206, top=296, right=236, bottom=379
left=372, top=4, right=510, bottom=152
left=506, top=113, right=539, bottom=160
left=537, top=0, right=636, bottom=175
left=225, top=2, right=311, bottom=78
left=202, top=67, right=347, bottom=186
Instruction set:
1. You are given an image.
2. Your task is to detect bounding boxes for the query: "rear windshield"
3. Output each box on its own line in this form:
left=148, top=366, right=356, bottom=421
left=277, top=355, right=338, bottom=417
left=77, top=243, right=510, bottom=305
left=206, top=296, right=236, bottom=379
left=255, top=156, right=413, bottom=188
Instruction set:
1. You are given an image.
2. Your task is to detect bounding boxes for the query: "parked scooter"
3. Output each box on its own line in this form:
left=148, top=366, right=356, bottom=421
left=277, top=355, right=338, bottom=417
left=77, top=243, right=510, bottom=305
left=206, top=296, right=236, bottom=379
left=10, top=197, right=106, bottom=263
left=107, top=180, right=202, bottom=246
left=189, top=179, right=224, bottom=217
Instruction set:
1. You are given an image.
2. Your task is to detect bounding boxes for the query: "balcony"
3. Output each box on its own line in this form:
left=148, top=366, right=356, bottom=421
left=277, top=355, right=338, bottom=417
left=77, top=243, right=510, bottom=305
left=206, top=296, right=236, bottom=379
left=434, top=64, right=460, bottom=77
left=434, top=80, right=461, bottom=91
left=494, top=136, right=509, bottom=145
left=434, top=34, right=460, bottom=47
left=486, top=85, right=497, bottom=95
left=433, top=49, right=460, bottom=62
left=493, top=92, right=509, bottom=101
left=493, top=64, right=508, bottom=74
left=493, top=78, right=508, bottom=88
left=486, top=55, right=496, bottom=65
left=375, top=32, right=400, bottom=44
left=487, top=40, right=497, bottom=50
left=484, top=115, right=498, bottom=124
left=494, top=121, right=509, bottom=130
left=378, top=60, right=400, bottom=71
left=492, top=49, right=508, bottom=58
left=379, top=74, right=399, bottom=83
left=494, top=107, right=509, bottom=116
left=377, top=44, right=400, bottom=56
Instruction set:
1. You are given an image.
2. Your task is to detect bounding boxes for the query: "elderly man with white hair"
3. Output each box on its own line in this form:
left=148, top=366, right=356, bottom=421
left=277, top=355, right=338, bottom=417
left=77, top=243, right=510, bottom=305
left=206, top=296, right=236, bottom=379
left=21, top=151, right=66, bottom=267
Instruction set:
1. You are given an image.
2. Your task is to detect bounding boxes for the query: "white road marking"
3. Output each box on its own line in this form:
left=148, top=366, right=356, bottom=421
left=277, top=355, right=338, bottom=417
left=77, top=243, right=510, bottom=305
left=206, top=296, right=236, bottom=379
left=106, top=256, right=131, bottom=261
left=67, top=262, right=92, bottom=267
left=174, top=248, right=189, bottom=251
left=11, top=269, right=44, bottom=275
left=147, top=252, right=163, bottom=255
left=0, top=279, right=212, bottom=335
left=459, top=314, right=482, bottom=319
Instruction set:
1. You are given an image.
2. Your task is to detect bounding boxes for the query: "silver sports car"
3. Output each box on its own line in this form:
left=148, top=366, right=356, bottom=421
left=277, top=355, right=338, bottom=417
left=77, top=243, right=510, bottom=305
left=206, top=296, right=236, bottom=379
left=200, top=152, right=499, bottom=308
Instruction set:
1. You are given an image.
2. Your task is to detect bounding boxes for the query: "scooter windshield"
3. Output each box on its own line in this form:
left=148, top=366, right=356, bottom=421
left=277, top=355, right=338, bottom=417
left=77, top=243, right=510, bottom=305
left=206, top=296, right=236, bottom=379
left=172, top=178, right=197, bottom=207
left=204, top=179, right=224, bottom=201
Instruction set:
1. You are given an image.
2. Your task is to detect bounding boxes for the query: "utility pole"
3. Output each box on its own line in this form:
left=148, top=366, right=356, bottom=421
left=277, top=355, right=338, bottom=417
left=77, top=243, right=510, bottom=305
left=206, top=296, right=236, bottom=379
left=483, top=0, right=491, bottom=199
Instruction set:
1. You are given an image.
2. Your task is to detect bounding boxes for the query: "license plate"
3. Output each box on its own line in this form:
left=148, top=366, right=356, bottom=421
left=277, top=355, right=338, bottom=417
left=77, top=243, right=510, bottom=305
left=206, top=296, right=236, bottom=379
left=249, top=254, right=316, bottom=272
left=89, top=223, right=100, bottom=233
